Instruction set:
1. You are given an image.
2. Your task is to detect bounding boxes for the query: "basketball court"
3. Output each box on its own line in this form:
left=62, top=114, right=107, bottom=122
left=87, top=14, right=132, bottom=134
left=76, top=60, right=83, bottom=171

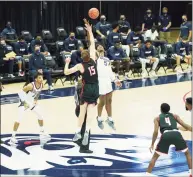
left=0, top=72, right=192, bottom=177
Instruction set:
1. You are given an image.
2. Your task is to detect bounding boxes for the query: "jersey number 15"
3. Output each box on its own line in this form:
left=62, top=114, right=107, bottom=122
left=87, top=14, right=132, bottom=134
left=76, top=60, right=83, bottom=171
left=88, top=66, right=96, bottom=76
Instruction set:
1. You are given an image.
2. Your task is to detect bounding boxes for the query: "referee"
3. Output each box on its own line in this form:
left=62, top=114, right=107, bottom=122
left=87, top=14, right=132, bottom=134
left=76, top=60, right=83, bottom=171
left=74, top=82, right=92, bottom=153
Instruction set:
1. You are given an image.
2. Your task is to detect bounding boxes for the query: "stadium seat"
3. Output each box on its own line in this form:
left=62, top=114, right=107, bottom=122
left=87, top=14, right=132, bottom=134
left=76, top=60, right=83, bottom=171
left=75, top=26, right=87, bottom=47
left=41, top=29, right=56, bottom=56
left=56, top=27, right=68, bottom=40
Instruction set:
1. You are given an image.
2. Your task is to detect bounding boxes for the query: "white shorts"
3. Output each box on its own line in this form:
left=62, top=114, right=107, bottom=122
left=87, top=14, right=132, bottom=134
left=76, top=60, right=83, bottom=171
left=99, top=79, right=113, bottom=95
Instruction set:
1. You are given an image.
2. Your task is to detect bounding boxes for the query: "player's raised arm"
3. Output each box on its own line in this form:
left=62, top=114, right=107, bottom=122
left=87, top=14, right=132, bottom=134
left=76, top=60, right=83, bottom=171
left=83, top=19, right=96, bottom=61
left=175, top=114, right=192, bottom=132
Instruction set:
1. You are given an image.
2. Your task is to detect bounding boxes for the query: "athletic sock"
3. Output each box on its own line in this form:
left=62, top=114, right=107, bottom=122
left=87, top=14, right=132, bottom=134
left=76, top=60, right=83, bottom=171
left=97, top=116, right=103, bottom=121
left=107, top=117, right=113, bottom=121
left=12, top=131, right=17, bottom=137
left=189, top=169, right=192, bottom=174
left=86, top=126, right=90, bottom=132
left=40, top=126, right=44, bottom=133
left=76, top=127, right=81, bottom=133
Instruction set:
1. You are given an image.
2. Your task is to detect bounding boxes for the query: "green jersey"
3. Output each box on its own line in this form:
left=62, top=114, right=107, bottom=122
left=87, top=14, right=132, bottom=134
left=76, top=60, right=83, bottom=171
left=159, top=113, right=178, bottom=134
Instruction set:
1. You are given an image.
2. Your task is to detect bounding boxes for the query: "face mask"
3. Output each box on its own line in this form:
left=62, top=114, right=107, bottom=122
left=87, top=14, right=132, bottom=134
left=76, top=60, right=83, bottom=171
left=19, top=41, right=25, bottom=45
left=163, top=12, right=167, bottom=15
left=120, top=17, right=125, bottom=21
left=35, top=50, right=40, bottom=55
left=100, top=18, right=106, bottom=22
left=70, top=36, right=75, bottom=40
left=182, top=19, right=186, bottom=22
left=115, top=43, right=121, bottom=49
left=147, top=12, right=151, bottom=15
left=7, top=25, right=11, bottom=29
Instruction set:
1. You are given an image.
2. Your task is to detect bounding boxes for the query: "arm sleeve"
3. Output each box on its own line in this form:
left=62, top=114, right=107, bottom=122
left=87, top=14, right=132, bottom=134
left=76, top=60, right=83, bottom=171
left=64, top=40, right=70, bottom=52
left=126, top=32, right=132, bottom=44
left=188, top=23, right=192, bottom=31
left=107, top=48, right=117, bottom=60
left=140, top=48, right=145, bottom=58
left=107, top=33, right=114, bottom=47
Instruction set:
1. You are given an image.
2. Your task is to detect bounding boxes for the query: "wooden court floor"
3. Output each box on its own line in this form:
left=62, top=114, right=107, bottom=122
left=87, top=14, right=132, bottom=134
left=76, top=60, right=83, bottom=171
left=1, top=80, right=191, bottom=140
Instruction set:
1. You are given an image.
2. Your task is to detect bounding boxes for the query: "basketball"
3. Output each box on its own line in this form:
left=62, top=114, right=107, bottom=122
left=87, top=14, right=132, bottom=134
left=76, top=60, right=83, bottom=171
left=88, top=8, right=99, bottom=19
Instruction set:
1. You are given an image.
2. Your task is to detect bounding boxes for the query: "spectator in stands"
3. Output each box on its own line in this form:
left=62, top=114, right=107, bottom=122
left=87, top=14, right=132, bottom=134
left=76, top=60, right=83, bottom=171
left=107, top=41, right=129, bottom=79
left=69, top=46, right=84, bottom=81
left=14, top=35, right=30, bottom=76
left=173, top=37, right=192, bottom=73
left=177, top=14, right=192, bottom=42
left=29, top=46, right=53, bottom=90
left=141, top=8, right=156, bottom=32
left=30, top=36, right=49, bottom=55
left=95, top=15, right=112, bottom=49
left=64, top=32, right=79, bottom=53
left=0, top=38, right=15, bottom=78
left=1, top=21, right=18, bottom=46
left=158, top=7, right=172, bottom=43
left=139, top=40, right=159, bottom=78
left=127, top=26, right=144, bottom=48
left=107, top=22, right=130, bottom=57
left=118, top=15, right=131, bottom=35
left=144, top=25, right=166, bottom=54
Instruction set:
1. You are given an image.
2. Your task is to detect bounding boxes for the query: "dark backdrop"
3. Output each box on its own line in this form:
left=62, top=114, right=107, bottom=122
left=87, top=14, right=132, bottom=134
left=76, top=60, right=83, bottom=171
left=0, top=1, right=191, bottom=38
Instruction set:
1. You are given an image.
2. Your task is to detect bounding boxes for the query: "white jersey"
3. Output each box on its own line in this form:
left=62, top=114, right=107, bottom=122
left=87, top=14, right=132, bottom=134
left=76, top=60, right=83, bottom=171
left=24, top=82, right=43, bottom=108
left=97, top=56, right=115, bottom=95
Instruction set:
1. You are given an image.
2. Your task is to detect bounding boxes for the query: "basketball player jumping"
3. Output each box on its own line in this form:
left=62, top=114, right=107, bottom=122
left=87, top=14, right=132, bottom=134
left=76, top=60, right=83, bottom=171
left=64, top=20, right=99, bottom=146
left=96, top=44, right=122, bottom=130
left=146, top=103, right=192, bottom=176
left=9, top=72, right=51, bottom=145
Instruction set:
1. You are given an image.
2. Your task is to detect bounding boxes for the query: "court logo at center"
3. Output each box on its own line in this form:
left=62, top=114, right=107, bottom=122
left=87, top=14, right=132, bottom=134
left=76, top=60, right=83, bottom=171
left=1, top=134, right=191, bottom=177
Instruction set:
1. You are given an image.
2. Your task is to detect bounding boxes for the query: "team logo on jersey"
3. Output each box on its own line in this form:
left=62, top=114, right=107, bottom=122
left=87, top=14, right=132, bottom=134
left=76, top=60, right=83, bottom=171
left=1, top=134, right=192, bottom=177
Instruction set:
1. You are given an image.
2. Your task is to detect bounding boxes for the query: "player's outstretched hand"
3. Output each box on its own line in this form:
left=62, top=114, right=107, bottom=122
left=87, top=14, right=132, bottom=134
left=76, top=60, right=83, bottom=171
left=65, top=57, right=71, bottom=64
left=149, top=144, right=154, bottom=153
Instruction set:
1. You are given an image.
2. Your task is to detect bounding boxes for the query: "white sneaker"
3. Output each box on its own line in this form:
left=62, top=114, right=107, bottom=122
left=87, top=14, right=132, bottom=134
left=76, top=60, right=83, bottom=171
left=185, top=66, right=192, bottom=73
left=9, top=136, right=18, bottom=145
left=142, top=72, right=147, bottom=79
left=175, top=67, right=183, bottom=74
left=49, top=86, right=54, bottom=91
left=150, top=70, right=158, bottom=79
left=40, top=131, right=51, bottom=139
left=8, top=74, right=15, bottom=78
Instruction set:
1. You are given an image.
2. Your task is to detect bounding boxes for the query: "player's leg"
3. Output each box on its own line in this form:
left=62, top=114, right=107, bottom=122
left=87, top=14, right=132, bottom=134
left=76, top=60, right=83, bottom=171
left=32, top=105, right=51, bottom=138
left=105, top=92, right=116, bottom=130
left=10, top=105, right=25, bottom=144
left=174, top=131, right=192, bottom=175
left=97, top=95, right=106, bottom=129
left=147, top=133, right=170, bottom=174
left=82, top=103, right=96, bottom=146
left=146, top=152, right=160, bottom=174
left=73, top=102, right=88, bottom=142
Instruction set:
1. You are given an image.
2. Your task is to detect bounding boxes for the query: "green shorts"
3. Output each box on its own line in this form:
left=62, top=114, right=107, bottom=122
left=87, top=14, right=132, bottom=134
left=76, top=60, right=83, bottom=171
left=80, top=83, right=99, bottom=105
left=156, top=130, right=187, bottom=155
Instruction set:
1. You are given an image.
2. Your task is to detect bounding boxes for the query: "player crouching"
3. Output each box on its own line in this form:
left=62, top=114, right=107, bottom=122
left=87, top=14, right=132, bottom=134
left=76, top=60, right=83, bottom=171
left=9, top=72, right=51, bottom=145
